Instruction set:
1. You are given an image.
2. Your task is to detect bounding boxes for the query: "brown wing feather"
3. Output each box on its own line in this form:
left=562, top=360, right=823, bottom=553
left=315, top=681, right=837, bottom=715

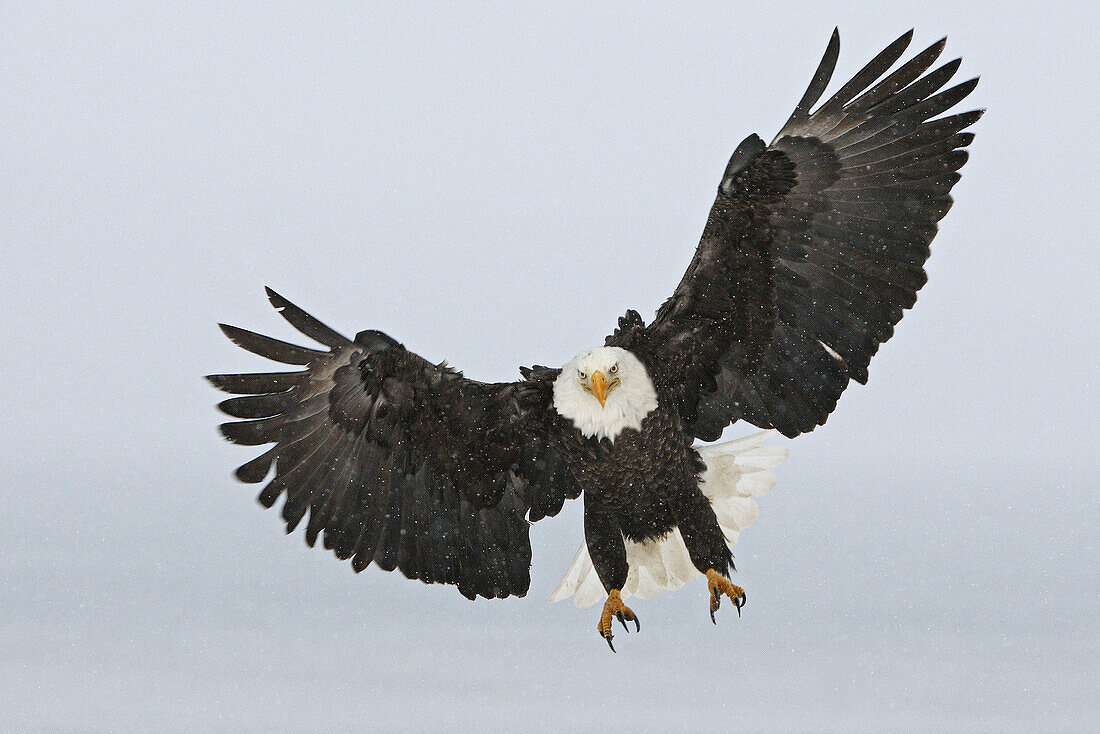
left=609, top=30, right=981, bottom=438
left=209, top=289, right=578, bottom=599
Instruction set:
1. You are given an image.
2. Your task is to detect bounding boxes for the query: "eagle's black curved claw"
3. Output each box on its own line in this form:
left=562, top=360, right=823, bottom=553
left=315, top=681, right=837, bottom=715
left=598, top=590, right=633, bottom=651
left=633, top=616, right=641, bottom=633
left=710, top=604, right=717, bottom=625
left=707, top=570, right=746, bottom=624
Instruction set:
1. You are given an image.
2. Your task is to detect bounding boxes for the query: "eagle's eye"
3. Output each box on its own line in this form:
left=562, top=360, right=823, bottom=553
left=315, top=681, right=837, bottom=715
left=609, top=364, right=618, bottom=374
left=578, top=370, right=587, bottom=380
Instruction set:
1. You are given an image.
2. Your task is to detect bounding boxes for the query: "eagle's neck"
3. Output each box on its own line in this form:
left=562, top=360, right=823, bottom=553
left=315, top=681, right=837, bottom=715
left=551, top=352, right=659, bottom=443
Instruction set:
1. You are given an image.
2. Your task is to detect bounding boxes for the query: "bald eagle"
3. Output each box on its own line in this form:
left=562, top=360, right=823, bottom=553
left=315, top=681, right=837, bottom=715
left=209, top=30, right=979, bottom=651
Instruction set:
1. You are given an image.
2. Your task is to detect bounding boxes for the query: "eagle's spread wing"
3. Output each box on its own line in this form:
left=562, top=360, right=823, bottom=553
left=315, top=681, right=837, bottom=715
left=208, top=289, right=578, bottom=599
left=608, top=30, right=981, bottom=439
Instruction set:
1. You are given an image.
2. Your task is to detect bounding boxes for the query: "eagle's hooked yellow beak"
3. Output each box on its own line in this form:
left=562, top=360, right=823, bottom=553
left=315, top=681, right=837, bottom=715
left=591, top=370, right=608, bottom=408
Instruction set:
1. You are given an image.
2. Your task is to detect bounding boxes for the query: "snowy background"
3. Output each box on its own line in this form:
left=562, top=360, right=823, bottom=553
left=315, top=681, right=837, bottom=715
left=2, top=2, right=1097, bottom=731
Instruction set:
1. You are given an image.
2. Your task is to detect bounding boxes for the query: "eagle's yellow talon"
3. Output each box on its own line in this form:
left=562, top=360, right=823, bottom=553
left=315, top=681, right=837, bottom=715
left=706, top=568, right=746, bottom=623
left=597, top=589, right=639, bottom=652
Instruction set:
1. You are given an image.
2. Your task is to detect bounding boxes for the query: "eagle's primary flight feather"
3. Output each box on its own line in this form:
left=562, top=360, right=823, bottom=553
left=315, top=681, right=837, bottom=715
left=209, top=29, right=979, bottom=648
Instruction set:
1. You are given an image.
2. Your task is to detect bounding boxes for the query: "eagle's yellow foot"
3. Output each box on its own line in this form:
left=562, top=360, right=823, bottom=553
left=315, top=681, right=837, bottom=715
left=597, top=589, right=640, bottom=652
left=706, top=568, right=746, bottom=623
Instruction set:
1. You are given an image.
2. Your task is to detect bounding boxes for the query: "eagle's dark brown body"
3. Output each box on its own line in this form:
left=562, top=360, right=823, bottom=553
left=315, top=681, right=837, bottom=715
left=553, top=404, right=731, bottom=593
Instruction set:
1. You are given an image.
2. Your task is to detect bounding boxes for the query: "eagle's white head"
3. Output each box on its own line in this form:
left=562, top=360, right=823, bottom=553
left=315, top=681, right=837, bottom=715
left=552, top=346, right=658, bottom=442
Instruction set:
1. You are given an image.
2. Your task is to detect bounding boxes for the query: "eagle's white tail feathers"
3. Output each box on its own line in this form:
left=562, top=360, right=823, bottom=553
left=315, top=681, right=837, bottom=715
left=548, top=430, right=788, bottom=608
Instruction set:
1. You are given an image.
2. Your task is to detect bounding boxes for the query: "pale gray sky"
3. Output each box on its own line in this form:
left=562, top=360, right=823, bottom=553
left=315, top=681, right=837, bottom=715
left=2, top=2, right=1097, bottom=732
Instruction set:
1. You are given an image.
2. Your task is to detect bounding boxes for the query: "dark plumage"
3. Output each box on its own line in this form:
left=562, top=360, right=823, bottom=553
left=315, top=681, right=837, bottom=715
left=213, top=298, right=578, bottom=600
left=209, top=30, right=979, bottom=645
